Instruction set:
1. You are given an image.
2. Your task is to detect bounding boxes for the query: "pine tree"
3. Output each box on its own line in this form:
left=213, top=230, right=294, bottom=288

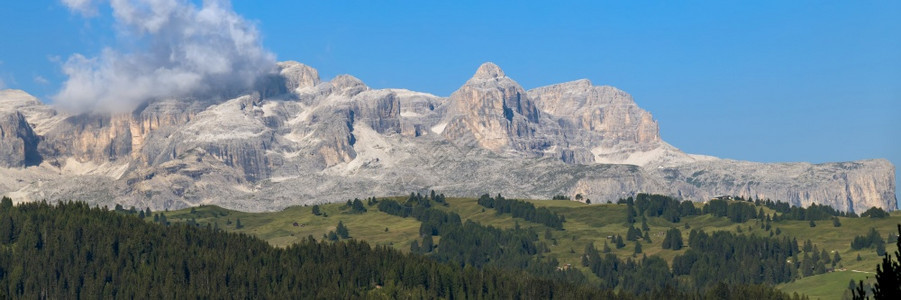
left=336, top=221, right=349, bottom=239
left=876, top=241, right=887, bottom=257
left=872, top=225, right=901, bottom=299
left=662, top=228, right=683, bottom=250
left=1, top=196, right=13, bottom=211
left=410, top=240, right=421, bottom=253
left=633, top=241, right=642, bottom=255
left=0, top=216, right=14, bottom=244
left=422, top=235, right=434, bottom=252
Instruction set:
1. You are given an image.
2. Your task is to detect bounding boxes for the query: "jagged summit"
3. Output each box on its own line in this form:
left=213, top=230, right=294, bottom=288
left=0, top=61, right=895, bottom=213
left=472, top=62, right=506, bottom=79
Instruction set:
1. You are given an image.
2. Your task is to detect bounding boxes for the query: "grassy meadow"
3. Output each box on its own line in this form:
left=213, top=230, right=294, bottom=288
left=155, top=196, right=901, bottom=300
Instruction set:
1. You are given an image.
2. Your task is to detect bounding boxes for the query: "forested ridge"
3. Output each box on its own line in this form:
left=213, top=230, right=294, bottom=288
left=0, top=195, right=810, bottom=299
left=0, top=198, right=619, bottom=299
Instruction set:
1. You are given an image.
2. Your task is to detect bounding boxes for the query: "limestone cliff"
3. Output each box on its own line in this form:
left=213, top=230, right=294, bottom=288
left=0, top=62, right=894, bottom=212
left=441, top=63, right=545, bottom=154
left=0, top=111, right=41, bottom=167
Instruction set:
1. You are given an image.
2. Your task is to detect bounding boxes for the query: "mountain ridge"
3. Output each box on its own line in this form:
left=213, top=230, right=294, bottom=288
left=0, top=62, right=895, bottom=212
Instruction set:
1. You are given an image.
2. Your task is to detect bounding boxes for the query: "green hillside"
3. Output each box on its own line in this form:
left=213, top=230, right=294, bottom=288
left=154, top=195, right=901, bottom=299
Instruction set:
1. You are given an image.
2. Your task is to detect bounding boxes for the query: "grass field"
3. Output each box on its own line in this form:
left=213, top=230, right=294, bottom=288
left=155, top=196, right=901, bottom=300
left=777, top=270, right=872, bottom=300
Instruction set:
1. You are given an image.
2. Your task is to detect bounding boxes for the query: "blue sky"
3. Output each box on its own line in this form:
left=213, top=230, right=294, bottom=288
left=1, top=1, right=899, bottom=203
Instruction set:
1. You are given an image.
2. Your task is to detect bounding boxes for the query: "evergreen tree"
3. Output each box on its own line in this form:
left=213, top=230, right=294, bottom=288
left=833, top=217, right=842, bottom=227
left=0, top=215, right=14, bottom=244
left=312, top=205, right=322, bottom=216
left=876, top=241, right=887, bottom=257
left=626, top=203, right=636, bottom=224
left=350, top=199, right=367, bottom=213
left=410, top=240, right=421, bottom=253
left=633, top=241, right=642, bottom=255
left=626, top=226, right=641, bottom=241
left=662, top=228, right=683, bottom=250
left=422, top=235, right=434, bottom=253
left=336, top=221, right=349, bottom=239
left=0, top=196, right=12, bottom=211
left=873, top=225, right=901, bottom=299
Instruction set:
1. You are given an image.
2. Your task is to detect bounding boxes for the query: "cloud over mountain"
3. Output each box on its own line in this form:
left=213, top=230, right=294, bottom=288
left=55, top=0, right=276, bottom=113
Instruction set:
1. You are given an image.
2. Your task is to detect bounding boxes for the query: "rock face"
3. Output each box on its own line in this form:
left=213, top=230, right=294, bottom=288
left=0, top=111, right=41, bottom=167
left=0, top=62, right=895, bottom=212
left=441, top=63, right=544, bottom=153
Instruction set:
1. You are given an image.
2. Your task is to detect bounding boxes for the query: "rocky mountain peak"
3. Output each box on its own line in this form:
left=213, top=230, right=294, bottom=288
left=472, top=62, right=506, bottom=80
left=440, top=63, right=545, bottom=154
left=329, top=75, right=368, bottom=97
left=0, top=90, right=43, bottom=112
left=278, top=61, right=320, bottom=91
left=0, top=62, right=894, bottom=213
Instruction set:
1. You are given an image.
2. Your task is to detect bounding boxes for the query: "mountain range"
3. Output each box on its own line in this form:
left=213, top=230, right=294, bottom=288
left=0, top=62, right=895, bottom=212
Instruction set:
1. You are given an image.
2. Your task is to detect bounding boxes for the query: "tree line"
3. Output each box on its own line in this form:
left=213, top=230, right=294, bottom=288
left=477, top=194, right=565, bottom=230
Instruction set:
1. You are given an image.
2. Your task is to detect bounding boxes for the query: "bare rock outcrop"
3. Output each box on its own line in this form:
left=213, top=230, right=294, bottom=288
left=0, top=111, right=41, bottom=167
left=442, top=63, right=545, bottom=154
left=0, top=62, right=894, bottom=212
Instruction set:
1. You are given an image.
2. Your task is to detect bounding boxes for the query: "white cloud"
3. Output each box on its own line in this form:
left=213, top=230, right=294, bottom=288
left=55, top=0, right=277, bottom=113
left=34, top=76, right=49, bottom=85
left=61, top=0, right=101, bottom=17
